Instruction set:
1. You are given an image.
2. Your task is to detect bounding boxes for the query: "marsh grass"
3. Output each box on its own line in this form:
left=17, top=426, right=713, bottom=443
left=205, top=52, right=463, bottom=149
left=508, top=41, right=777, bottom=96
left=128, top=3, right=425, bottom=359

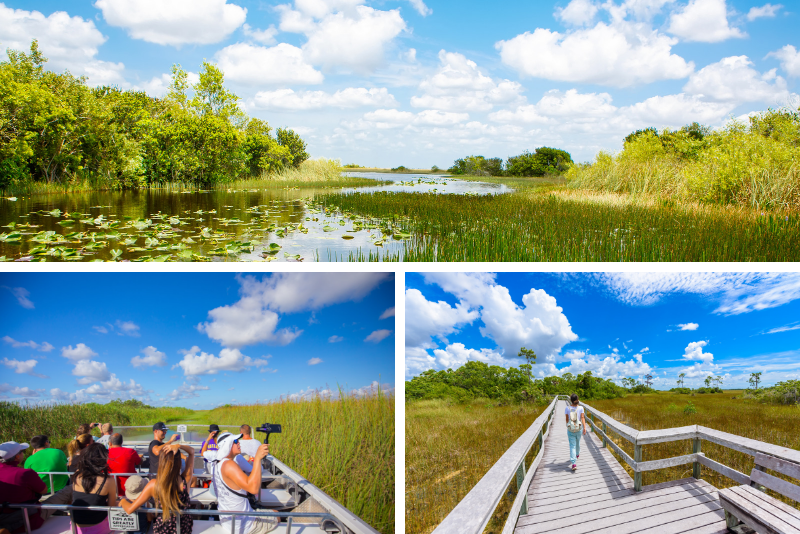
left=588, top=392, right=800, bottom=510
left=208, top=391, right=394, bottom=534
left=405, top=399, right=546, bottom=534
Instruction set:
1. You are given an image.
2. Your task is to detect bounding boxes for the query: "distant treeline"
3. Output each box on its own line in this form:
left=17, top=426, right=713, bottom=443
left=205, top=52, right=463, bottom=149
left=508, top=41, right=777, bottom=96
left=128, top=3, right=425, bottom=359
left=0, top=41, right=309, bottom=192
left=405, top=361, right=628, bottom=403
left=447, top=147, right=574, bottom=177
left=742, top=379, right=800, bottom=405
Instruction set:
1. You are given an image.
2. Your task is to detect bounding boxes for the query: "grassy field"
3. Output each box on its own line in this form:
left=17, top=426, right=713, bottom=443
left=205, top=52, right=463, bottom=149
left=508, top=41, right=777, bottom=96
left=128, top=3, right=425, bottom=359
left=405, top=399, right=546, bottom=534
left=324, top=189, right=800, bottom=261
left=0, top=392, right=394, bottom=534
left=587, top=391, right=800, bottom=509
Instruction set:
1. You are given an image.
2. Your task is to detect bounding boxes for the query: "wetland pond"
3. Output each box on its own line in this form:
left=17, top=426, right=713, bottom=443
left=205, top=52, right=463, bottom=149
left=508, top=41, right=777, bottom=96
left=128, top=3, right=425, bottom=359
left=0, top=173, right=507, bottom=262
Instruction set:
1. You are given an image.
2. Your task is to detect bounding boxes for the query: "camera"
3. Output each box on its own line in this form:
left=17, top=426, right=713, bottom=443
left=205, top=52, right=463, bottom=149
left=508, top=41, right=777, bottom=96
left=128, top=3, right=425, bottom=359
left=256, top=423, right=282, bottom=444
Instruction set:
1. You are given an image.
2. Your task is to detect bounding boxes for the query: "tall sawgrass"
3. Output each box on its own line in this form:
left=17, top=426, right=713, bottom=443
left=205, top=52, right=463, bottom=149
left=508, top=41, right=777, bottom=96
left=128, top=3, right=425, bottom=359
left=405, top=399, right=546, bottom=534
left=208, top=390, right=394, bottom=534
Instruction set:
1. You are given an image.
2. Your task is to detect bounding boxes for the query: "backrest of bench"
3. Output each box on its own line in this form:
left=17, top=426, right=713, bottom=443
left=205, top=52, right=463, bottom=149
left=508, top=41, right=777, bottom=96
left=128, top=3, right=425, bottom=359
left=751, top=453, right=800, bottom=503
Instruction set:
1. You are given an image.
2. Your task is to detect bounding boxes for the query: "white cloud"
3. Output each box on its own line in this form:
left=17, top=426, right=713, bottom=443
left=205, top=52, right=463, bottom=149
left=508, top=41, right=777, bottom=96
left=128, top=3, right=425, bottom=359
left=765, top=323, right=800, bottom=335
left=362, top=108, right=469, bottom=127
left=0, top=384, right=42, bottom=398
left=168, top=381, right=210, bottom=400
left=2, top=336, right=53, bottom=352
left=554, top=351, right=653, bottom=380
left=380, top=307, right=395, bottom=319
left=667, top=0, right=745, bottom=43
left=2, top=286, right=34, bottom=309
left=365, top=329, right=392, bottom=343
left=284, top=380, right=393, bottom=401
left=94, top=0, right=247, bottom=46
left=746, top=3, right=782, bottom=21
left=242, top=23, right=278, bottom=45
left=328, top=335, right=345, bottom=343
left=252, top=87, right=397, bottom=110
left=768, top=45, right=800, bottom=78
left=115, top=320, right=140, bottom=337
left=407, top=0, right=432, bottom=16
left=677, top=322, right=699, bottom=331
left=405, top=288, right=479, bottom=349
left=199, top=303, right=301, bottom=348
left=176, top=346, right=271, bottom=375
left=93, top=325, right=109, bottom=334
left=683, top=56, right=789, bottom=104
left=682, top=340, right=714, bottom=363
left=215, top=43, right=324, bottom=86
left=555, top=0, right=599, bottom=26
left=131, top=346, right=167, bottom=368
left=1, top=357, right=47, bottom=378
left=490, top=88, right=615, bottom=123
left=432, top=343, right=509, bottom=369
left=624, top=93, right=736, bottom=125
left=0, top=5, right=124, bottom=86
left=496, top=22, right=694, bottom=87
left=72, top=359, right=111, bottom=385
left=308, top=357, right=323, bottom=365
left=61, top=343, right=98, bottom=361
left=680, top=361, right=721, bottom=378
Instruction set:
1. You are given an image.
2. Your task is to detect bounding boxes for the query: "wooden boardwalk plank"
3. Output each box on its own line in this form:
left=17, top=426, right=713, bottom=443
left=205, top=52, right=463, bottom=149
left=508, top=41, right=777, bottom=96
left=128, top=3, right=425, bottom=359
left=515, top=400, right=727, bottom=534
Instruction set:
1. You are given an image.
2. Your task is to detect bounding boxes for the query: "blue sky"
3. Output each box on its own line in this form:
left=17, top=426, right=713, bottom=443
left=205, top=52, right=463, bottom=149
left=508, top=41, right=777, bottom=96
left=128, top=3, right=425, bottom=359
left=2, top=0, right=798, bottom=166
left=405, top=272, right=800, bottom=389
left=1, top=272, right=395, bottom=407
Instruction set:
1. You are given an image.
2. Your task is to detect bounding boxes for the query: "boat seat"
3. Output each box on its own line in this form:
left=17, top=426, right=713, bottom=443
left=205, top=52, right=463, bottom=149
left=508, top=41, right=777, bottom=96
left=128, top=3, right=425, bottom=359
left=189, top=488, right=296, bottom=508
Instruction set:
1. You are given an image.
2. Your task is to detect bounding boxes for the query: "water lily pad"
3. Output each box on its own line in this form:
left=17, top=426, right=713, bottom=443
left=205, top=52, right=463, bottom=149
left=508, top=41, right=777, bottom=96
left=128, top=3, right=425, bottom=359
left=342, top=235, right=355, bottom=240
left=323, top=225, right=335, bottom=232
left=58, top=220, right=76, bottom=226
left=110, top=249, right=123, bottom=260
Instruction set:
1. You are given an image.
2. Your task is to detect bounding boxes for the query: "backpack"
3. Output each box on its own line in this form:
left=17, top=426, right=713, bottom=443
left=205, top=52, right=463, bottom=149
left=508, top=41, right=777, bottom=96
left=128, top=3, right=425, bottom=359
left=567, top=406, right=582, bottom=433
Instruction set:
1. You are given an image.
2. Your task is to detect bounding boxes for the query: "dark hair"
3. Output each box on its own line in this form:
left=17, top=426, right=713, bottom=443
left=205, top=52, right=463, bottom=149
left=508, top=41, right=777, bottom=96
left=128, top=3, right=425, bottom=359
left=74, top=443, right=109, bottom=492
left=77, top=423, right=93, bottom=435
left=110, top=433, right=124, bottom=447
left=31, top=435, right=49, bottom=449
left=570, top=394, right=579, bottom=404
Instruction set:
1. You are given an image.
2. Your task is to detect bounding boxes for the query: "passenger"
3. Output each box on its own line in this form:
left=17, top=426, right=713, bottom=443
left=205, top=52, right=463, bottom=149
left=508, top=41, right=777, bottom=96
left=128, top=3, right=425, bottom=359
left=122, top=476, right=153, bottom=534
left=67, top=434, right=94, bottom=472
left=148, top=423, right=179, bottom=476
left=76, top=423, right=101, bottom=441
left=238, top=426, right=260, bottom=460
left=200, top=425, right=220, bottom=470
left=0, top=441, right=47, bottom=532
left=566, top=393, right=587, bottom=471
left=121, top=443, right=195, bottom=534
left=107, top=434, right=142, bottom=495
left=95, top=424, right=113, bottom=448
left=71, top=443, right=116, bottom=534
left=23, top=435, right=68, bottom=494
left=211, top=433, right=278, bottom=534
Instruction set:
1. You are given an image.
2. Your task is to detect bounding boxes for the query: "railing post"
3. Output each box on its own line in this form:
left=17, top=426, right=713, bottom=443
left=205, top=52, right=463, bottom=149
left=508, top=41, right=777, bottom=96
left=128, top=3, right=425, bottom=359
left=22, top=507, right=31, bottom=534
left=602, top=422, right=607, bottom=448
left=516, top=459, right=528, bottom=515
left=692, top=438, right=702, bottom=480
left=634, top=443, right=642, bottom=492
left=538, top=428, right=543, bottom=450
left=750, top=464, right=767, bottom=492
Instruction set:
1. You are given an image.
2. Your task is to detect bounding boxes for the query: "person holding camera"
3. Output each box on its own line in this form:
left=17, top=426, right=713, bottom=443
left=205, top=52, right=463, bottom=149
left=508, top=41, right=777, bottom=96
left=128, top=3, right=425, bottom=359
left=211, top=433, right=277, bottom=534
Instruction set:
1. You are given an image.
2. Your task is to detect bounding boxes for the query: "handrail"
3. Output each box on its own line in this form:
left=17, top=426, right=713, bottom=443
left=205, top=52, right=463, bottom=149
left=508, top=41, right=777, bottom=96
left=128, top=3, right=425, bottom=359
left=432, top=396, right=560, bottom=534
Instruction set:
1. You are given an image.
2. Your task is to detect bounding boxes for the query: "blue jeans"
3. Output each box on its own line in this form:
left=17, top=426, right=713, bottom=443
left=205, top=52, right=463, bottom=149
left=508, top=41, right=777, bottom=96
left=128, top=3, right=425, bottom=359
left=568, top=430, right=582, bottom=464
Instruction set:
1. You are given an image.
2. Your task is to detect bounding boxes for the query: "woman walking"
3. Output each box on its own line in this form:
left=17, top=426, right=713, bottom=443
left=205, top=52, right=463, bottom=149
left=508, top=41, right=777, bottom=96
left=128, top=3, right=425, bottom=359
left=120, top=442, right=195, bottom=534
left=566, top=394, right=586, bottom=471
left=71, top=443, right=117, bottom=534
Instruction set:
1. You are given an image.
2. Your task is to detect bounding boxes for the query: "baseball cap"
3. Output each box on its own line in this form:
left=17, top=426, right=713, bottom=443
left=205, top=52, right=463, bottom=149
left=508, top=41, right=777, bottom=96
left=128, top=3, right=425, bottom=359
left=0, top=441, right=29, bottom=460
left=209, top=424, right=220, bottom=432
left=125, top=475, right=148, bottom=501
left=152, top=422, right=169, bottom=431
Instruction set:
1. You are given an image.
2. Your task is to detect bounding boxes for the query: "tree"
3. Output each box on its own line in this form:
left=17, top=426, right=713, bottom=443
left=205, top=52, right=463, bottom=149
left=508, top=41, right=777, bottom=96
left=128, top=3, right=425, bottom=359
left=276, top=128, right=309, bottom=168
left=621, top=377, right=637, bottom=389
left=191, top=61, right=243, bottom=125
left=644, top=374, right=653, bottom=388
left=749, top=372, right=762, bottom=390
left=678, top=373, right=686, bottom=388
left=517, top=347, right=536, bottom=382
left=506, top=147, right=574, bottom=177
left=704, top=375, right=712, bottom=388
left=715, top=375, right=723, bottom=388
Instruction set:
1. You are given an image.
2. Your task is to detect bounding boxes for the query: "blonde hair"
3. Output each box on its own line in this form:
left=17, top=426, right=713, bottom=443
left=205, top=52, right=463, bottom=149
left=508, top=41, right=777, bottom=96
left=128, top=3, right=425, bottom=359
left=101, top=423, right=113, bottom=434
left=67, top=434, right=93, bottom=459
left=153, top=450, right=184, bottom=521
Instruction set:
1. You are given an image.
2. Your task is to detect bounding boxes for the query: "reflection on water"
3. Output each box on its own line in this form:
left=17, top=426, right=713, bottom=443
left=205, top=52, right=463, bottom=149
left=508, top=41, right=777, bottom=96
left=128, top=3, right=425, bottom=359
left=0, top=175, right=507, bottom=262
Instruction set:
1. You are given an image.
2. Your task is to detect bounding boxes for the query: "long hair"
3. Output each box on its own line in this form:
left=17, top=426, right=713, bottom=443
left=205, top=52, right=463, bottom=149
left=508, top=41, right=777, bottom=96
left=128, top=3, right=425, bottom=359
left=67, top=434, right=93, bottom=459
left=153, top=450, right=183, bottom=521
left=570, top=393, right=579, bottom=405
left=74, top=443, right=109, bottom=492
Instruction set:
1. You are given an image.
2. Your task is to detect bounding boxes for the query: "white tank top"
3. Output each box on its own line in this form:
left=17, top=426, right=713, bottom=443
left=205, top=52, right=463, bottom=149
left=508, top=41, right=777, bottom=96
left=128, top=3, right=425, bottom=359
left=212, top=458, right=253, bottom=534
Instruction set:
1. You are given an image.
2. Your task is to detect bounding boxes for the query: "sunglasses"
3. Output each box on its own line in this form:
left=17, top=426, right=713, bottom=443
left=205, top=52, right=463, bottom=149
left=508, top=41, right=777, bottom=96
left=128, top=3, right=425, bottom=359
left=233, top=439, right=239, bottom=444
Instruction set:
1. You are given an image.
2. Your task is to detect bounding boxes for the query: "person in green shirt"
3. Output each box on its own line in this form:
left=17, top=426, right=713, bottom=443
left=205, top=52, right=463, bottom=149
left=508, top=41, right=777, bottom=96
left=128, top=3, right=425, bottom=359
left=23, top=435, right=68, bottom=493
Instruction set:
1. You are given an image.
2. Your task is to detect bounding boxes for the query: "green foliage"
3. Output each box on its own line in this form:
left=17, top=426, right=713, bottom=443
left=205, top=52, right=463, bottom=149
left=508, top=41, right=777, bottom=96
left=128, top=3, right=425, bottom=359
left=742, top=379, right=800, bottom=405
left=343, top=163, right=363, bottom=168
left=696, top=387, right=723, bottom=394
left=448, top=155, right=503, bottom=176
left=0, top=41, right=309, bottom=193
left=683, top=400, right=697, bottom=414
left=430, top=165, right=440, bottom=172
left=391, top=165, right=408, bottom=172
left=405, top=362, right=626, bottom=403
left=506, top=147, right=574, bottom=177
left=669, top=387, right=692, bottom=394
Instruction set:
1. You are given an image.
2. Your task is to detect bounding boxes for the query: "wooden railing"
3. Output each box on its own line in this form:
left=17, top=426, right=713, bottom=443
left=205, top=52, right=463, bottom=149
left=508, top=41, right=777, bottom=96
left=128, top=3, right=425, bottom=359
left=431, top=395, right=567, bottom=534
left=581, top=402, right=800, bottom=492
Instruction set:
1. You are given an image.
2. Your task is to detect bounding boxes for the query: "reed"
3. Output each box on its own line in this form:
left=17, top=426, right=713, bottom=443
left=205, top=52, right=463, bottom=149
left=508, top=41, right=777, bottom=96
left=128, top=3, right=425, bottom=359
left=405, top=399, right=546, bottom=534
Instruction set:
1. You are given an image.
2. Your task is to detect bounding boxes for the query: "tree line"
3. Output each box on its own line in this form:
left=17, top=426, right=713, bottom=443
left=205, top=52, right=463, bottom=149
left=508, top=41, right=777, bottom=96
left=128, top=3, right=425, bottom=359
left=446, top=147, right=574, bottom=177
left=0, top=41, right=309, bottom=191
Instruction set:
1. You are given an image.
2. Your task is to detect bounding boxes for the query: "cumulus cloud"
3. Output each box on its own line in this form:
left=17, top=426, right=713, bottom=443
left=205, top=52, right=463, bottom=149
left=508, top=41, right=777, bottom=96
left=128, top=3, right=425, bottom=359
left=496, top=22, right=694, bottom=87
left=175, top=346, right=271, bottom=375
left=746, top=3, right=782, bottom=21
left=252, top=87, right=397, bottom=110
left=61, top=343, right=98, bottom=361
left=683, top=56, right=789, bottom=104
left=682, top=340, right=714, bottom=363
left=72, top=359, right=111, bottom=385
left=328, top=335, right=344, bottom=343
left=95, top=0, right=247, bottom=46
left=677, top=323, right=699, bottom=331
left=405, top=288, right=479, bottom=349
left=307, top=357, right=323, bottom=365
left=1, top=358, right=48, bottom=378
left=115, top=320, right=141, bottom=337
left=168, top=381, right=210, bottom=400
left=2, top=336, right=53, bottom=352
left=242, top=23, right=278, bottom=45
left=553, top=351, right=653, bottom=380
left=431, top=343, right=508, bottom=369
left=555, top=0, right=599, bottom=26
left=361, top=108, right=470, bottom=127
left=284, top=380, right=393, bottom=401
left=407, top=0, right=432, bottom=16
left=0, top=5, right=124, bottom=86
left=768, top=45, right=800, bottom=78
left=365, top=329, right=392, bottom=343
left=0, top=384, right=43, bottom=398
left=216, top=43, right=324, bottom=86
left=380, top=307, right=395, bottom=320
left=131, top=346, right=167, bottom=368
left=2, top=286, right=34, bottom=309
left=667, top=0, right=745, bottom=42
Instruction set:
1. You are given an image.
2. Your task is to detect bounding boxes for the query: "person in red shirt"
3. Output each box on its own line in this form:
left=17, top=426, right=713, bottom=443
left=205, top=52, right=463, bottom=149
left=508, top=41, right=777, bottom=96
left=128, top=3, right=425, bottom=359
left=0, top=441, right=47, bottom=532
left=106, top=434, right=142, bottom=495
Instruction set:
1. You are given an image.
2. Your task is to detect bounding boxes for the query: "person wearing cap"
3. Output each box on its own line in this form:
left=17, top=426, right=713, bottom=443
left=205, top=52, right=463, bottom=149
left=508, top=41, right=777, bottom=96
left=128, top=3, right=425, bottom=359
left=107, top=434, right=142, bottom=496
left=211, top=433, right=277, bottom=534
left=148, top=423, right=179, bottom=476
left=24, top=436, right=68, bottom=494
left=0, top=441, right=47, bottom=532
left=95, top=424, right=114, bottom=448
left=123, top=476, right=153, bottom=534
left=200, top=425, right=220, bottom=465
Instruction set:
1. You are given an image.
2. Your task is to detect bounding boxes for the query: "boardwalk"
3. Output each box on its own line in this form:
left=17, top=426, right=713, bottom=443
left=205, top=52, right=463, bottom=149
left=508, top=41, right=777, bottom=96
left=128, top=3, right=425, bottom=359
left=515, top=401, right=729, bottom=534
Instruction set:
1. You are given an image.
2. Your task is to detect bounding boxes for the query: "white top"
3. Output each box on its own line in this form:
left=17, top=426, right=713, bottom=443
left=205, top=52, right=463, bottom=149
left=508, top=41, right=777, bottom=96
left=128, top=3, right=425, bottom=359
left=238, top=438, right=260, bottom=459
left=95, top=435, right=111, bottom=448
left=565, top=405, right=585, bottom=419
left=212, top=458, right=254, bottom=534
left=234, top=454, right=253, bottom=474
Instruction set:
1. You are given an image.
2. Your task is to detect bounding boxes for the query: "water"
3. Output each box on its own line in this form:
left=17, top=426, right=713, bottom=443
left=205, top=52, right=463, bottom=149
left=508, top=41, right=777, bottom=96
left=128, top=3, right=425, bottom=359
left=0, top=174, right=507, bottom=262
